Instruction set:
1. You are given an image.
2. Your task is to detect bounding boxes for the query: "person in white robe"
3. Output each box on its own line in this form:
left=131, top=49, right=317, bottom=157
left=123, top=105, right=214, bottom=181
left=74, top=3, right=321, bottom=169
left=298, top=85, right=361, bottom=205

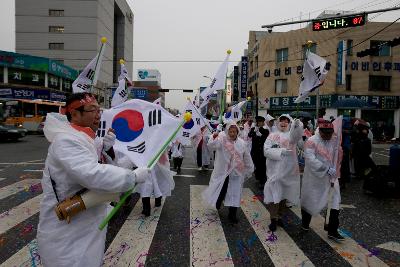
left=263, top=114, right=303, bottom=231
left=202, top=121, right=254, bottom=223
left=37, top=93, right=150, bottom=267
left=171, top=139, right=185, bottom=173
left=301, top=119, right=345, bottom=241
left=265, top=114, right=277, bottom=133
left=191, top=126, right=211, bottom=170
left=136, top=151, right=175, bottom=216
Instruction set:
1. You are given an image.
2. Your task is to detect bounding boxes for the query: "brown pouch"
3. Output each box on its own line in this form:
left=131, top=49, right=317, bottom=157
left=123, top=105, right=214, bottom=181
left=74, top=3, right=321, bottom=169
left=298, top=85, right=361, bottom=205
left=54, top=194, right=86, bottom=224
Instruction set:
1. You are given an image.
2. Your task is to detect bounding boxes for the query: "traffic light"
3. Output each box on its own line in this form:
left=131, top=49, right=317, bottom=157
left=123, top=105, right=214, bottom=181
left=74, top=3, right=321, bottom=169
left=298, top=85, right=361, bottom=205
left=158, top=89, right=169, bottom=92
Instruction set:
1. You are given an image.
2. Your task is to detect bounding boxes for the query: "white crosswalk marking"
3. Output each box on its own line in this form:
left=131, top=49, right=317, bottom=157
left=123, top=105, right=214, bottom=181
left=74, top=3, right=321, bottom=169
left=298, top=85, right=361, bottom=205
left=291, top=206, right=389, bottom=267
left=0, top=239, right=43, bottom=267
left=0, top=178, right=5, bottom=182
left=0, top=179, right=41, bottom=200
left=190, top=185, right=233, bottom=266
left=241, top=189, right=314, bottom=267
left=0, top=195, right=42, bottom=235
left=377, top=242, right=400, bottom=253
left=102, top=198, right=165, bottom=266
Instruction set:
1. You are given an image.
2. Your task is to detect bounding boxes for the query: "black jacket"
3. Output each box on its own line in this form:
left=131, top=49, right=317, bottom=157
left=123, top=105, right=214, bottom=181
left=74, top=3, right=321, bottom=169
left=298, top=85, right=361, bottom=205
left=248, top=127, right=269, bottom=156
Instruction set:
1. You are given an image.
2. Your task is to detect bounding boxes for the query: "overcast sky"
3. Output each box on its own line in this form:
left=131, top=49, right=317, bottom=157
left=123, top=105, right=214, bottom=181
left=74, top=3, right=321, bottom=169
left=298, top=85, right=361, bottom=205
left=0, top=0, right=399, bottom=111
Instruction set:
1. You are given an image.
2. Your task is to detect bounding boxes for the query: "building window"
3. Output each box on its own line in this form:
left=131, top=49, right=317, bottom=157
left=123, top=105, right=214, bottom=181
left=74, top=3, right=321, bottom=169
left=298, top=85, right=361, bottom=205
left=49, top=9, right=64, bottom=17
left=302, top=43, right=317, bottom=59
left=49, top=43, right=64, bottom=50
left=346, top=40, right=353, bottom=56
left=346, top=75, right=351, bottom=91
left=275, top=79, right=287, bottom=93
left=369, top=75, right=391, bottom=91
left=370, top=40, right=391, bottom=56
left=49, top=26, right=64, bottom=33
left=276, top=48, right=288, bottom=63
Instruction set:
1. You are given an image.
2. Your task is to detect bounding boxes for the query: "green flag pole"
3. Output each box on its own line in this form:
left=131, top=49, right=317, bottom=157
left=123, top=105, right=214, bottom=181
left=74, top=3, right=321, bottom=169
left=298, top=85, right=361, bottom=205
left=98, top=113, right=191, bottom=230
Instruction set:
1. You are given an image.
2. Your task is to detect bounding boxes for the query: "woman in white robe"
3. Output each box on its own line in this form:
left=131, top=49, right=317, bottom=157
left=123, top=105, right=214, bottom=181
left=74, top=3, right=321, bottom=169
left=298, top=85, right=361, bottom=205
left=202, top=121, right=254, bottom=223
left=263, top=114, right=303, bottom=231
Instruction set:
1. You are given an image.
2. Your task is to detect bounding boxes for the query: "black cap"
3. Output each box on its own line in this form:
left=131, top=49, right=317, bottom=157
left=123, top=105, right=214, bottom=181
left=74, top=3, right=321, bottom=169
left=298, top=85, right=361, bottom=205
left=255, top=116, right=265, bottom=122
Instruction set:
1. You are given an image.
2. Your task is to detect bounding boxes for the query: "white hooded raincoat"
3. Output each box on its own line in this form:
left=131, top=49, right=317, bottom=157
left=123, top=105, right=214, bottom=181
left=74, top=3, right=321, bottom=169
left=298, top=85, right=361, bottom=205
left=37, top=113, right=136, bottom=267
left=202, top=122, right=254, bottom=208
left=263, top=115, right=303, bottom=205
left=301, top=132, right=343, bottom=215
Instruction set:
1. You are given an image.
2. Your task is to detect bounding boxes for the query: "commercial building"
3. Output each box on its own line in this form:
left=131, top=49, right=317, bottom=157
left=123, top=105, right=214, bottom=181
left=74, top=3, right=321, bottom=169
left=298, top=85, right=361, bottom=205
left=15, top=0, right=134, bottom=103
left=246, top=18, right=400, bottom=139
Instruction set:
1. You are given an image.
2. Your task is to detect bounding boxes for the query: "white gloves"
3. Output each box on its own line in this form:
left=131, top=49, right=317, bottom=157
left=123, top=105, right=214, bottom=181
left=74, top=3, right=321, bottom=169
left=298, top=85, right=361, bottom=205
left=293, top=119, right=301, bottom=128
left=256, top=130, right=262, bottom=137
left=216, top=124, right=223, bottom=132
left=133, top=167, right=151, bottom=183
left=281, top=148, right=293, bottom=156
left=327, top=167, right=336, bottom=177
left=103, top=131, right=116, bottom=151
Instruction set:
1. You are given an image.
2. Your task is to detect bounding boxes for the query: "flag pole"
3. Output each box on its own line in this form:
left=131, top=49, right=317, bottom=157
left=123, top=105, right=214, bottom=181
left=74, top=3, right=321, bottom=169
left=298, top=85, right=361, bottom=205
left=219, top=49, right=231, bottom=124
left=99, top=112, right=192, bottom=230
left=91, top=37, right=107, bottom=93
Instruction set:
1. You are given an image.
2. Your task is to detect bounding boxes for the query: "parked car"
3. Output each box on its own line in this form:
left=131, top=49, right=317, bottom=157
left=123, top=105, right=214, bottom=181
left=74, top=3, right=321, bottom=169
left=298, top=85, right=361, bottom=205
left=0, top=123, right=28, bottom=141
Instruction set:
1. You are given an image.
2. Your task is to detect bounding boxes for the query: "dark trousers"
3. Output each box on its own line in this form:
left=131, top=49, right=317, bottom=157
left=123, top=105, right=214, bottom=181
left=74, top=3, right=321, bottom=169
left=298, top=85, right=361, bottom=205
left=252, top=155, right=267, bottom=184
left=216, top=176, right=230, bottom=209
left=173, top=157, right=183, bottom=169
left=266, top=200, right=287, bottom=220
left=196, top=145, right=202, bottom=167
left=301, top=208, right=340, bottom=233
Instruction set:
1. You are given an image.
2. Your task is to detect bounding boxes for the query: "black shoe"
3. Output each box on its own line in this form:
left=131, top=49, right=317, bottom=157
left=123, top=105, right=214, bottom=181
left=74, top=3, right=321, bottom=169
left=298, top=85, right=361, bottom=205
left=277, top=218, right=284, bottom=227
left=155, top=197, right=162, bottom=207
left=141, top=208, right=150, bottom=217
left=328, top=231, right=345, bottom=242
left=301, top=225, right=310, bottom=231
left=269, top=219, right=277, bottom=232
left=177, top=168, right=181, bottom=174
left=228, top=207, right=239, bottom=224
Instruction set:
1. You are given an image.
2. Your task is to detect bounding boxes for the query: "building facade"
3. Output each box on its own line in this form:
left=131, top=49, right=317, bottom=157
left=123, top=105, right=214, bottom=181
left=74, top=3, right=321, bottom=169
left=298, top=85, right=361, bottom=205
left=15, top=0, right=134, bottom=101
left=247, top=21, right=400, bottom=139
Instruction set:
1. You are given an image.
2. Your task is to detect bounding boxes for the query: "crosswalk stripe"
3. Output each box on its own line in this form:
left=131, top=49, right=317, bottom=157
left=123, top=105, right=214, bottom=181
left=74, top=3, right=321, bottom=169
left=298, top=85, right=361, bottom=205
left=190, top=185, right=233, bottom=267
left=0, top=195, right=42, bottom=235
left=102, top=198, right=165, bottom=266
left=291, top=206, right=389, bottom=267
left=241, top=189, right=314, bottom=267
left=0, top=178, right=5, bottom=182
left=0, top=179, right=41, bottom=200
left=376, top=241, right=400, bottom=253
left=0, top=239, right=43, bottom=267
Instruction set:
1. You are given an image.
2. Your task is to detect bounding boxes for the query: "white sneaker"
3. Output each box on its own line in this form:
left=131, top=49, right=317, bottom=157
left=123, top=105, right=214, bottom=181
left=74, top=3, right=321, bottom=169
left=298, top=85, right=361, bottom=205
left=198, top=167, right=203, bottom=171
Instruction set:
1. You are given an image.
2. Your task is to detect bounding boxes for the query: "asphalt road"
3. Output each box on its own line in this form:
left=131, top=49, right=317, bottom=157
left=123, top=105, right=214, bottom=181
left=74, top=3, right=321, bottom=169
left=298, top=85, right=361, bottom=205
left=0, top=135, right=399, bottom=266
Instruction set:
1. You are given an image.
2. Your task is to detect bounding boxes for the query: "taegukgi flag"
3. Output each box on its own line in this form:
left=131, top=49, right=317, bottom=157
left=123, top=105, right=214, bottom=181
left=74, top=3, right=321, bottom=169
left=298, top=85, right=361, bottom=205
left=224, top=100, right=246, bottom=122
left=111, top=79, right=128, bottom=107
left=118, top=61, right=132, bottom=85
left=72, top=44, right=106, bottom=93
left=178, top=100, right=206, bottom=144
left=294, top=51, right=328, bottom=103
left=98, top=99, right=181, bottom=167
left=200, top=51, right=230, bottom=109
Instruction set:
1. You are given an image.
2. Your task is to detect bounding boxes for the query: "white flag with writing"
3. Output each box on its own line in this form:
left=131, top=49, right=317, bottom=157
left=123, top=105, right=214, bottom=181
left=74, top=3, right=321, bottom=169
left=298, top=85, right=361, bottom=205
left=72, top=47, right=106, bottom=93
left=200, top=53, right=230, bottom=108
left=111, top=79, right=128, bottom=107
left=98, top=99, right=181, bottom=167
left=223, top=100, right=246, bottom=122
left=294, top=51, right=328, bottom=103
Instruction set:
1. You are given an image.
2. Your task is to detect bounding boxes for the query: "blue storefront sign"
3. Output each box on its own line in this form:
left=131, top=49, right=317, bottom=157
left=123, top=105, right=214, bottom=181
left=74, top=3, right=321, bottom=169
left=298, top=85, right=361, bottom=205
left=269, top=94, right=400, bottom=110
left=0, top=88, right=66, bottom=101
left=130, top=87, right=148, bottom=100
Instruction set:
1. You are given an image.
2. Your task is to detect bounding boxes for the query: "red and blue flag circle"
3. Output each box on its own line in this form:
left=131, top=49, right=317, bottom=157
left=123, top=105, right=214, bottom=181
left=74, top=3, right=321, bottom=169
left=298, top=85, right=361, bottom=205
left=183, top=118, right=194, bottom=130
left=112, top=110, right=144, bottom=142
